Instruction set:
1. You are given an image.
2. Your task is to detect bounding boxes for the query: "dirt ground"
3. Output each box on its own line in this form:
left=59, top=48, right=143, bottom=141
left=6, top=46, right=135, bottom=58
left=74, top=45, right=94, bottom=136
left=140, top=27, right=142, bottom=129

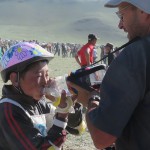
left=64, top=130, right=97, bottom=150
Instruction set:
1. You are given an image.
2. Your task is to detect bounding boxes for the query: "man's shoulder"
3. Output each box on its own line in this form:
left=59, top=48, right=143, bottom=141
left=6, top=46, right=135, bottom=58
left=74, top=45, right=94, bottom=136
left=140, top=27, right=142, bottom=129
left=123, top=36, right=150, bottom=55
left=131, top=35, right=150, bottom=48
left=77, top=44, right=87, bottom=52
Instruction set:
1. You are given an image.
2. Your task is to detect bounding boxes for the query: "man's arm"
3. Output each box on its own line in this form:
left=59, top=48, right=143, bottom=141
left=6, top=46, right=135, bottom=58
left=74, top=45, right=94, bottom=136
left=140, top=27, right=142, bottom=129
left=67, top=81, right=117, bottom=148
left=86, top=100, right=117, bottom=149
left=75, top=54, right=82, bottom=67
left=85, top=48, right=91, bottom=65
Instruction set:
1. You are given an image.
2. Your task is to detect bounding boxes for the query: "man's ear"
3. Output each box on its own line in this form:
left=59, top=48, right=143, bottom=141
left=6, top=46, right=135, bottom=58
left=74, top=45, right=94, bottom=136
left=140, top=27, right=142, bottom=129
left=10, top=72, right=18, bottom=87
left=139, top=10, right=150, bottom=20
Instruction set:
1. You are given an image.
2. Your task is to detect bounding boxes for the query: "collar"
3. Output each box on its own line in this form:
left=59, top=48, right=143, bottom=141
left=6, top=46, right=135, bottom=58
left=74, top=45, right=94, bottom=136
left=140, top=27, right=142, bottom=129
left=1, top=85, right=38, bottom=106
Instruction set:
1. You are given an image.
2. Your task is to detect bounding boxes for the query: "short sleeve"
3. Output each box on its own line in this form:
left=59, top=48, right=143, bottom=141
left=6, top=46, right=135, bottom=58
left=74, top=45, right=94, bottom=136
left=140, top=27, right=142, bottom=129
left=88, top=45, right=146, bottom=137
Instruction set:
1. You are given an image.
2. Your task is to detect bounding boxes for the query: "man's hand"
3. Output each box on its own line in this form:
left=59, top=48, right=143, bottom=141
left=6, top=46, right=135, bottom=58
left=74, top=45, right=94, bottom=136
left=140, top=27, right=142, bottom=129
left=67, top=81, right=94, bottom=107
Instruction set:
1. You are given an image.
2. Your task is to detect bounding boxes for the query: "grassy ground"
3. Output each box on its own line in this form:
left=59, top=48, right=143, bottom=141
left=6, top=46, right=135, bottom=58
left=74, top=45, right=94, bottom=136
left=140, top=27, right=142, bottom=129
left=64, top=130, right=97, bottom=150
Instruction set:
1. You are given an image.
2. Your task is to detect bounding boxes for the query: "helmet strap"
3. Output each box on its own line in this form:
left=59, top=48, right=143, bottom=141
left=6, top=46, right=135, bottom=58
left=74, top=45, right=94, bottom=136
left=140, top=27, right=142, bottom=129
left=12, top=72, right=22, bottom=94
left=13, top=84, right=22, bottom=94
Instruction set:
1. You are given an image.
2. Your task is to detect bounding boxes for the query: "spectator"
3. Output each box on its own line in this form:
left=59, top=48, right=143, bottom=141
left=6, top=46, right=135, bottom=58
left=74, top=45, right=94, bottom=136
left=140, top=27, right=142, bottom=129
left=103, top=43, right=115, bottom=66
left=93, top=46, right=98, bottom=62
left=75, top=34, right=98, bottom=67
left=62, top=43, right=67, bottom=58
left=113, top=47, right=120, bottom=58
left=54, top=42, right=61, bottom=56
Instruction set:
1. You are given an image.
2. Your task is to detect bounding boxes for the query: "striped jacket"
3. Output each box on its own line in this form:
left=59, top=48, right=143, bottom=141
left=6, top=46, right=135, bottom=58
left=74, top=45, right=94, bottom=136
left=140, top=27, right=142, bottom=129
left=0, top=85, right=67, bottom=150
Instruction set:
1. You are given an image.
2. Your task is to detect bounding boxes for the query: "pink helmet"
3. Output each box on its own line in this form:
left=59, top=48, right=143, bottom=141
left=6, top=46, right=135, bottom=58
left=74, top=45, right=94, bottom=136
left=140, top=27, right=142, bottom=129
left=1, top=42, right=54, bottom=83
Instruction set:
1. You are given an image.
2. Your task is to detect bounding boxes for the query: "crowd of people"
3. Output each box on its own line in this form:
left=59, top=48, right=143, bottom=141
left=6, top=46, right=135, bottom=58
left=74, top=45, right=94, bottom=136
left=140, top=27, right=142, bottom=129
left=0, top=38, right=82, bottom=59
left=0, top=37, right=121, bottom=69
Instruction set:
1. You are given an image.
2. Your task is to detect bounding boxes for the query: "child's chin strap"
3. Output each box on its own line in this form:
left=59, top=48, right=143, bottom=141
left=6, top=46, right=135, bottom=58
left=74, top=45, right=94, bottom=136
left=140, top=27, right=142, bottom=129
left=13, top=72, right=22, bottom=94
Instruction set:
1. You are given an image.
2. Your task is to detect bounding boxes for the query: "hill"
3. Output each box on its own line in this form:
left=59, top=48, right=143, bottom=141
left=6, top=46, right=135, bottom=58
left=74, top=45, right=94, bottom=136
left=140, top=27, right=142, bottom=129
left=0, top=0, right=128, bottom=46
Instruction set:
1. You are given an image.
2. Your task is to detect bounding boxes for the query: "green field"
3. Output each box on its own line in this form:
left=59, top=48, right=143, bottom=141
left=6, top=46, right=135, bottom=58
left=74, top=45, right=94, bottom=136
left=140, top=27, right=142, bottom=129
left=48, top=56, right=79, bottom=77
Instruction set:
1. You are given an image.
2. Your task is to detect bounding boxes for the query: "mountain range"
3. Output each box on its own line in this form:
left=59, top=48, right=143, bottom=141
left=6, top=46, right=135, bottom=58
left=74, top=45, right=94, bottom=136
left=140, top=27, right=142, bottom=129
left=0, top=0, right=128, bottom=46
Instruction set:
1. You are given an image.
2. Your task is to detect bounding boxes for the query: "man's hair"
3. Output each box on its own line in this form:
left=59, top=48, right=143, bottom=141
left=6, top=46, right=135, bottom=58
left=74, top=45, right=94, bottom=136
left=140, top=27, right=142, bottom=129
left=88, top=34, right=97, bottom=42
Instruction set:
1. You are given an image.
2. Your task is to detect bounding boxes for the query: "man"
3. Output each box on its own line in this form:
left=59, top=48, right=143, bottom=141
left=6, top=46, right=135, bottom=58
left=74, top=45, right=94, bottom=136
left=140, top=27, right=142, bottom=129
left=75, top=34, right=98, bottom=67
left=103, top=43, right=114, bottom=66
left=67, top=0, right=150, bottom=149
left=93, top=46, right=98, bottom=63
left=54, top=42, right=61, bottom=56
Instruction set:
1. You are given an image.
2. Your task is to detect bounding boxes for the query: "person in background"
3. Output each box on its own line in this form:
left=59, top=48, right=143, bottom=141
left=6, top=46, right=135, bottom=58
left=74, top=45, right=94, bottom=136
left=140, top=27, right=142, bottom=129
left=113, top=46, right=120, bottom=58
left=67, top=0, right=150, bottom=149
left=103, top=42, right=114, bottom=66
left=55, top=42, right=61, bottom=56
left=75, top=34, right=98, bottom=87
left=93, top=46, right=98, bottom=63
left=100, top=45, right=105, bottom=59
left=0, top=42, right=85, bottom=150
left=75, top=34, right=98, bottom=67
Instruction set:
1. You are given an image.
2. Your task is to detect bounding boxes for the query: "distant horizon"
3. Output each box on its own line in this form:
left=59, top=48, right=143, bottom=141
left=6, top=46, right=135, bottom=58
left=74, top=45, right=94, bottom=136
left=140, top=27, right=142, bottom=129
left=0, top=0, right=128, bottom=46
